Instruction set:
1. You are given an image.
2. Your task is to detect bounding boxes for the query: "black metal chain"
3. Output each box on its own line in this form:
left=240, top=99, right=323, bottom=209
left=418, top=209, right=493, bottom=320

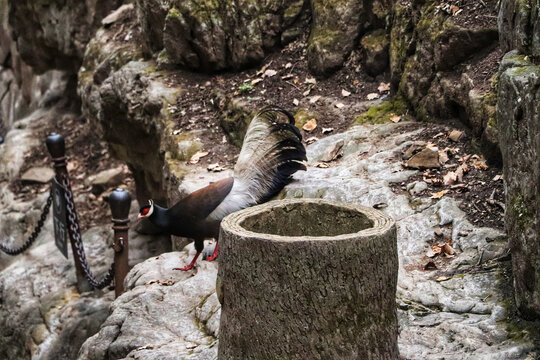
left=60, top=175, right=114, bottom=289
left=0, top=191, right=53, bottom=255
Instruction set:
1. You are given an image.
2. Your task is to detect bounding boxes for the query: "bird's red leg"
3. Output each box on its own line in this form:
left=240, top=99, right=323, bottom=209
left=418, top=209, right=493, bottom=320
left=205, top=240, right=219, bottom=262
left=173, top=251, right=201, bottom=271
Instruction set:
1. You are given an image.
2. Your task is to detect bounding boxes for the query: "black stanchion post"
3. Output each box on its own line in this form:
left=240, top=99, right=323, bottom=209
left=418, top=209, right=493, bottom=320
left=109, top=188, right=131, bottom=297
left=46, top=133, right=92, bottom=292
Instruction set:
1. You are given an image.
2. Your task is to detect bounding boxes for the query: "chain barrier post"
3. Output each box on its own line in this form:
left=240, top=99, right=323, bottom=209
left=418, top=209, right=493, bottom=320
left=46, top=132, right=92, bottom=292
left=109, top=188, right=131, bottom=297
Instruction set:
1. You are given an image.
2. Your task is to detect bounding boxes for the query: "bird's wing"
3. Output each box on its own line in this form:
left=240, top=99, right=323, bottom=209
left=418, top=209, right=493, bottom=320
left=169, top=177, right=235, bottom=221
left=208, top=106, right=306, bottom=221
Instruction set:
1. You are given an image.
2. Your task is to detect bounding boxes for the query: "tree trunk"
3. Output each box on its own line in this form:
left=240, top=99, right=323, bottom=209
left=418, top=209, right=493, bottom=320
left=217, top=199, right=399, bottom=360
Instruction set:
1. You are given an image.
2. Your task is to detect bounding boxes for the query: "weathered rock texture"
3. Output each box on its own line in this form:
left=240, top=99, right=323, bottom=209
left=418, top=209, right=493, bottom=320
left=218, top=199, right=399, bottom=359
left=0, top=0, right=67, bottom=135
left=391, top=0, right=501, bottom=163
left=7, top=0, right=122, bottom=74
left=137, top=0, right=309, bottom=71
left=77, top=251, right=220, bottom=360
left=307, top=0, right=392, bottom=75
left=78, top=5, right=182, bottom=208
left=77, top=122, right=537, bottom=359
left=498, top=51, right=540, bottom=318
left=498, top=0, right=540, bottom=57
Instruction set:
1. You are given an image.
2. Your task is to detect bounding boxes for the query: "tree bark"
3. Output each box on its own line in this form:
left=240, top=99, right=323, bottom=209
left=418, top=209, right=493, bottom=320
left=217, top=198, right=399, bottom=360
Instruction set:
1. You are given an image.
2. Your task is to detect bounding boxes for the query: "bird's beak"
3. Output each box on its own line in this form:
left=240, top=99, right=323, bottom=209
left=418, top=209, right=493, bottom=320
left=137, top=214, right=143, bottom=220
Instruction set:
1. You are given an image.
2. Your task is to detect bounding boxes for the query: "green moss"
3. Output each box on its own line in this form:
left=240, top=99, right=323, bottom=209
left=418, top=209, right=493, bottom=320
left=238, top=83, right=254, bottom=93
left=512, top=195, right=535, bottom=231
left=309, top=28, right=342, bottom=49
left=360, top=29, right=389, bottom=51
left=167, top=7, right=182, bottom=20
left=216, top=95, right=253, bottom=148
left=354, top=96, right=410, bottom=124
left=294, top=109, right=318, bottom=128
left=284, top=0, right=304, bottom=21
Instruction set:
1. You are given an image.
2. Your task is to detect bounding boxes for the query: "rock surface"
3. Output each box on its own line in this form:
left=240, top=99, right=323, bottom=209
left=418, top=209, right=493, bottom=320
left=391, top=0, right=501, bottom=162
left=499, top=0, right=540, bottom=57
left=137, top=0, right=308, bottom=72
left=8, top=0, right=122, bottom=73
left=78, top=251, right=220, bottom=360
left=498, top=51, right=540, bottom=319
left=79, top=122, right=537, bottom=359
left=0, top=101, right=172, bottom=358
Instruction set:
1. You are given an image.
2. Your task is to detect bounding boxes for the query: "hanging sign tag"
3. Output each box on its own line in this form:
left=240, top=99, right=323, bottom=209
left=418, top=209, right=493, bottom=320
left=52, top=178, right=69, bottom=259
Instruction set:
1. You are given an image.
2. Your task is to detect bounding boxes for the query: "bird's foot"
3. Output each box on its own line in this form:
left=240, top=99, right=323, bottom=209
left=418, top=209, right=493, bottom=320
left=205, top=241, right=219, bottom=262
left=173, top=251, right=200, bottom=271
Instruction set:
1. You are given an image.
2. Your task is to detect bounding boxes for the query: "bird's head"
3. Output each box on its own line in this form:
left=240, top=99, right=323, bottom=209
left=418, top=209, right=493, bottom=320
left=137, top=200, right=154, bottom=220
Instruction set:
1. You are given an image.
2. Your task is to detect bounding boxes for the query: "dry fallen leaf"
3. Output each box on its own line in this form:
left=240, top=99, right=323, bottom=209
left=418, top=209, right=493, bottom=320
left=443, top=171, right=457, bottom=185
left=367, top=92, right=380, bottom=100
left=281, top=73, right=294, bottom=80
left=449, top=5, right=461, bottom=15
left=390, top=114, right=401, bottom=123
left=305, top=77, right=317, bottom=85
left=302, top=88, right=311, bottom=96
left=426, top=248, right=437, bottom=258
left=136, top=344, right=155, bottom=351
left=263, top=69, right=277, bottom=77
left=438, top=148, right=449, bottom=164
left=431, top=189, right=449, bottom=199
left=189, top=151, right=209, bottom=164
left=432, top=245, right=442, bottom=255
left=334, top=102, right=345, bottom=109
left=315, top=162, right=329, bottom=168
left=341, top=89, right=351, bottom=97
left=492, top=174, right=503, bottom=181
left=256, top=62, right=272, bottom=76
left=251, top=78, right=263, bottom=85
left=377, top=82, right=391, bottom=92
left=309, top=95, right=321, bottom=104
left=305, top=136, right=319, bottom=145
left=470, top=155, right=488, bottom=170
left=293, top=98, right=299, bottom=106
left=207, top=163, right=226, bottom=172
left=448, top=129, right=463, bottom=142
left=442, top=242, right=456, bottom=256
left=302, top=118, right=317, bottom=132
left=321, top=139, right=344, bottom=162
left=284, top=62, right=292, bottom=69
left=435, top=276, right=451, bottom=282
left=322, top=127, right=334, bottom=134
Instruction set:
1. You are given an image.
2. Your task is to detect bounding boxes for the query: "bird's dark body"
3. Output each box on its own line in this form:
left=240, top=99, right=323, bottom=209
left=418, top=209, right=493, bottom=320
left=148, top=177, right=235, bottom=250
left=139, top=105, right=307, bottom=269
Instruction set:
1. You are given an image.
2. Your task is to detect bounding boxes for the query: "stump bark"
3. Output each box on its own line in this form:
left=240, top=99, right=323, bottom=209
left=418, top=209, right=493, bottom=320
left=217, top=199, right=399, bottom=360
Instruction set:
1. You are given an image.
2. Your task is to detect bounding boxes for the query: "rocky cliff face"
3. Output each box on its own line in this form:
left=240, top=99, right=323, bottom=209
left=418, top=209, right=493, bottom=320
left=1, top=0, right=540, bottom=358
left=497, top=0, right=540, bottom=319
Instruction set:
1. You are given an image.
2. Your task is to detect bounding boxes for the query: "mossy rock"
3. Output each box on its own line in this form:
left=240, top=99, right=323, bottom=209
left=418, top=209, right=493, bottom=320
left=360, top=29, right=390, bottom=76
left=294, top=109, right=319, bottom=128
left=355, top=97, right=410, bottom=124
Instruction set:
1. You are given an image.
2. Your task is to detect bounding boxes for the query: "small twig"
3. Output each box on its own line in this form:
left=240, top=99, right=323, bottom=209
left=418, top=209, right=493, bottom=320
left=487, top=189, right=506, bottom=212
left=285, top=81, right=301, bottom=91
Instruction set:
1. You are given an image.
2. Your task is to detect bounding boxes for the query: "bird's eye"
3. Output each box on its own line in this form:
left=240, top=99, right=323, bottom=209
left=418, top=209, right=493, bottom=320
left=140, top=207, right=150, bottom=216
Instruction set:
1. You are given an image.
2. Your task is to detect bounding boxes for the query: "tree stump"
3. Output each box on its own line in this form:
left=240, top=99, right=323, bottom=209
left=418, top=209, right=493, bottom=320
left=217, top=198, right=399, bottom=360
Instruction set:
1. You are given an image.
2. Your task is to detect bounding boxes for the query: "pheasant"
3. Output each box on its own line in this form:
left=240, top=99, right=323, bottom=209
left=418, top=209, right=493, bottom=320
left=138, top=106, right=307, bottom=270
